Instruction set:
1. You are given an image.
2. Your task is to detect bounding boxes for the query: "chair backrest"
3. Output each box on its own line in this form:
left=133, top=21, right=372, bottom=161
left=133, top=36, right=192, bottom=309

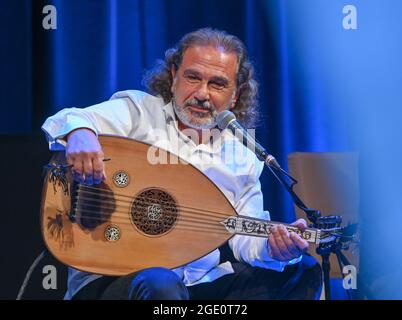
left=287, top=152, right=359, bottom=278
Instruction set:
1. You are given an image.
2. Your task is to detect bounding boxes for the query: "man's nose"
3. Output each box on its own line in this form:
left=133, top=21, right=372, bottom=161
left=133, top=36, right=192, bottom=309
left=194, top=82, right=210, bottom=101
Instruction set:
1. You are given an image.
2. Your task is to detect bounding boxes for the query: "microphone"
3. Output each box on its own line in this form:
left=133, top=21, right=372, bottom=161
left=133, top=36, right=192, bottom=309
left=216, top=110, right=281, bottom=169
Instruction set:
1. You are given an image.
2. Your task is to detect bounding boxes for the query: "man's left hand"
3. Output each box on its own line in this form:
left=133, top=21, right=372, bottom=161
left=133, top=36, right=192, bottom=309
left=268, top=218, right=309, bottom=261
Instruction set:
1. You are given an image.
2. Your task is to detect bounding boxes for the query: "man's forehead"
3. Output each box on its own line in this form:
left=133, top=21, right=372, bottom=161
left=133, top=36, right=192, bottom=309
left=180, top=45, right=238, bottom=79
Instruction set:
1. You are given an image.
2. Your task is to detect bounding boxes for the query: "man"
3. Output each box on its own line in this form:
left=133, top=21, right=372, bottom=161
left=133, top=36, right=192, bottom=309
left=42, top=28, right=322, bottom=300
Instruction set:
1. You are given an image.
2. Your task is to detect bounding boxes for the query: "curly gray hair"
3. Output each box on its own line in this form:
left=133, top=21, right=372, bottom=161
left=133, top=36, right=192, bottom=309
left=143, top=28, right=259, bottom=128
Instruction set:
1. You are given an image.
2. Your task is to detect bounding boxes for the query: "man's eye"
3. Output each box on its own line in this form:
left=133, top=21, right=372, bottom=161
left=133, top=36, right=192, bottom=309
left=186, top=75, right=199, bottom=81
left=211, top=82, right=225, bottom=89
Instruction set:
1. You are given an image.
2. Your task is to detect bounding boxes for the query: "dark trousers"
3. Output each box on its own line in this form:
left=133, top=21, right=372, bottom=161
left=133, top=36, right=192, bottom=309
left=72, top=254, right=322, bottom=300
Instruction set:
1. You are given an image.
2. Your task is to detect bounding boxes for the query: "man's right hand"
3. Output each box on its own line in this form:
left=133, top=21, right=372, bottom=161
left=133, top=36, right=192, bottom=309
left=66, top=128, right=106, bottom=185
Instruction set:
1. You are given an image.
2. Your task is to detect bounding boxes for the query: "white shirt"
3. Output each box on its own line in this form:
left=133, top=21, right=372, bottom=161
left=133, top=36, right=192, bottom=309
left=41, top=90, right=301, bottom=299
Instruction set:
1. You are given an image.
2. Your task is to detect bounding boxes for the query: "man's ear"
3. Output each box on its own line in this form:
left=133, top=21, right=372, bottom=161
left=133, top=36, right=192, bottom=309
left=230, top=90, right=239, bottom=109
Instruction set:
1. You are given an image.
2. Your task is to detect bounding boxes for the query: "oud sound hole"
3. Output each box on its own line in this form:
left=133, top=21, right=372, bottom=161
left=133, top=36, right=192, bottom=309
left=130, top=189, right=178, bottom=236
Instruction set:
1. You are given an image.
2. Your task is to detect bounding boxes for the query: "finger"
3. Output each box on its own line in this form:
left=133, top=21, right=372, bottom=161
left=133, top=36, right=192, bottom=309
left=82, top=157, right=94, bottom=185
left=272, top=225, right=293, bottom=260
left=278, top=225, right=301, bottom=257
left=92, top=155, right=104, bottom=184
left=291, top=218, right=307, bottom=231
left=73, top=159, right=84, bottom=183
left=290, top=232, right=309, bottom=252
left=66, top=153, right=77, bottom=179
left=268, top=234, right=288, bottom=261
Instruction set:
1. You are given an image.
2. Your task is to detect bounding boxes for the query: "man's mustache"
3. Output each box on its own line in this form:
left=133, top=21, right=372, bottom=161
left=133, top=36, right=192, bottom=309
left=184, top=99, right=215, bottom=111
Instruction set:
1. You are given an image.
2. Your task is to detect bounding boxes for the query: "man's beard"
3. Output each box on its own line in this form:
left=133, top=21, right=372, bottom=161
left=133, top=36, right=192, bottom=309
left=172, top=97, right=218, bottom=130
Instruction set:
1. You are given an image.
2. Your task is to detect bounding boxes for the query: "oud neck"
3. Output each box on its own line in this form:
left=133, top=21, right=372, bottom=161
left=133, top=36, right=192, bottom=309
left=221, top=215, right=321, bottom=245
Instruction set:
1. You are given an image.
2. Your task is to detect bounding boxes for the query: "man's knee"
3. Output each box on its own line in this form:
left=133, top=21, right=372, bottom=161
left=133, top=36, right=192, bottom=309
left=301, top=254, right=322, bottom=280
left=129, top=267, right=189, bottom=300
left=278, top=254, right=322, bottom=300
left=294, top=254, right=323, bottom=299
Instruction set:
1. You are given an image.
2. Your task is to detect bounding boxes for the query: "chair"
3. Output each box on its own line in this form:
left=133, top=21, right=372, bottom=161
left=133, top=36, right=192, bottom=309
left=287, top=152, right=360, bottom=299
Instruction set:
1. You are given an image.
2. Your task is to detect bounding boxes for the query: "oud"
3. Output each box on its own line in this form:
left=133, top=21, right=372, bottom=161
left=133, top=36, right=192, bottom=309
left=41, top=135, right=335, bottom=275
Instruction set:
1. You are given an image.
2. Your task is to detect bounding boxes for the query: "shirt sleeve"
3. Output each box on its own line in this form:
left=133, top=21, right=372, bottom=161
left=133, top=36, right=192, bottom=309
left=41, top=97, right=141, bottom=151
left=228, top=160, right=302, bottom=271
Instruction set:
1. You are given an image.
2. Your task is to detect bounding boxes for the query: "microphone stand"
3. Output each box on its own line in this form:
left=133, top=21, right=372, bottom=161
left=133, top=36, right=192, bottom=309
left=216, top=112, right=358, bottom=299
left=265, top=161, right=356, bottom=300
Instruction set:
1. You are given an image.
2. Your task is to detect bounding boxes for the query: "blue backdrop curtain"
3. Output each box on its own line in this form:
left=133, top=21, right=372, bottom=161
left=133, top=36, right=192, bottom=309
left=2, top=0, right=309, bottom=222
left=2, top=0, right=402, bottom=298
